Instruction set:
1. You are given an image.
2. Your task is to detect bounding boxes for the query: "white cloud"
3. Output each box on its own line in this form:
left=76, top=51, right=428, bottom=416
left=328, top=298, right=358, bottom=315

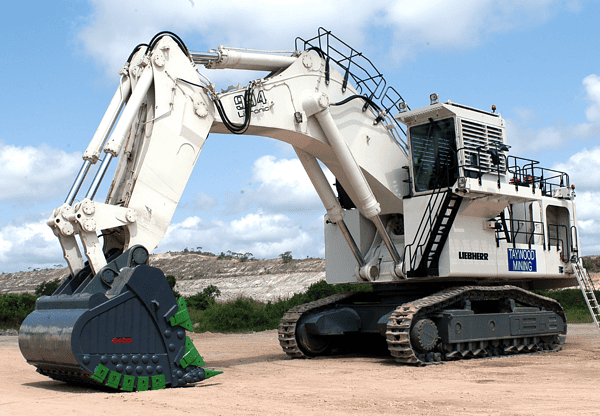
left=548, top=147, right=600, bottom=255
left=158, top=211, right=316, bottom=258
left=0, top=142, right=81, bottom=203
left=577, top=216, right=600, bottom=256
left=78, top=0, right=573, bottom=79
left=242, top=155, right=333, bottom=212
left=384, top=0, right=560, bottom=61
left=572, top=190, right=600, bottom=221
left=506, top=74, right=600, bottom=154
left=553, top=148, right=600, bottom=189
left=583, top=74, right=600, bottom=123
left=161, top=154, right=333, bottom=258
left=0, top=219, right=64, bottom=273
left=182, top=191, right=218, bottom=211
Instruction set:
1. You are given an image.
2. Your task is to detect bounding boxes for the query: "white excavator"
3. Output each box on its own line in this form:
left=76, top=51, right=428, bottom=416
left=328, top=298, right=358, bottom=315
left=18, top=29, right=591, bottom=391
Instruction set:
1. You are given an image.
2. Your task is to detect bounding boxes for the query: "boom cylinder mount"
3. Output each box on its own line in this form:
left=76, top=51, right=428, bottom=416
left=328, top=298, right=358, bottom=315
left=302, top=93, right=404, bottom=279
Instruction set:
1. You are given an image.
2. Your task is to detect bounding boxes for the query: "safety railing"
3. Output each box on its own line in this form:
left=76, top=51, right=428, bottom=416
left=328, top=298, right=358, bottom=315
left=548, top=223, right=570, bottom=259
left=495, top=217, right=537, bottom=249
left=452, top=144, right=570, bottom=197
left=296, top=28, right=409, bottom=148
left=507, top=156, right=570, bottom=196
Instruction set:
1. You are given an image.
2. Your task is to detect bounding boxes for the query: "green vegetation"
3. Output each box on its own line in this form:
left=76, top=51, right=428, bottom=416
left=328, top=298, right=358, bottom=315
left=535, top=289, right=600, bottom=324
left=280, top=251, right=293, bottom=264
left=216, top=250, right=254, bottom=261
left=188, top=280, right=372, bottom=333
left=0, top=293, right=37, bottom=329
left=34, top=278, right=61, bottom=296
left=185, top=285, right=221, bottom=311
left=166, top=274, right=182, bottom=298
left=1, top=277, right=599, bottom=331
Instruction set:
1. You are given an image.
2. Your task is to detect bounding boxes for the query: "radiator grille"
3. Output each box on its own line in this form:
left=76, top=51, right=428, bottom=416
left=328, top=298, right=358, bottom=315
left=460, top=119, right=506, bottom=174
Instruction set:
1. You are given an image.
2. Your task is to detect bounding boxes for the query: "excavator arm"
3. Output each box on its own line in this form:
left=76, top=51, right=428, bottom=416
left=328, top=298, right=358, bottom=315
left=49, top=31, right=411, bottom=283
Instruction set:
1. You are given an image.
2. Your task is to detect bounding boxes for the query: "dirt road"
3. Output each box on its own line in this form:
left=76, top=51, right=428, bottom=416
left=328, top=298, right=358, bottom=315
left=1, top=324, right=599, bottom=416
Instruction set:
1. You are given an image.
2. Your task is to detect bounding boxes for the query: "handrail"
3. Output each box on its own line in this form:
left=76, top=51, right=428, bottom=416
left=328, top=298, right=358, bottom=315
left=296, top=28, right=409, bottom=145
left=494, top=216, right=546, bottom=250
left=507, top=156, right=569, bottom=196
left=547, top=223, right=570, bottom=260
left=570, top=225, right=579, bottom=255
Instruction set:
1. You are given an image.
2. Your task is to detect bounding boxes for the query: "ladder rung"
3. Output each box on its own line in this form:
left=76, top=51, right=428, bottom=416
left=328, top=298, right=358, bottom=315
left=576, top=266, right=600, bottom=335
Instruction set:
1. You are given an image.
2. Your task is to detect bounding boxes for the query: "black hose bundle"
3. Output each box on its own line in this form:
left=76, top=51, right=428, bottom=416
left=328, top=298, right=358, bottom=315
left=213, top=82, right=256, bottom=135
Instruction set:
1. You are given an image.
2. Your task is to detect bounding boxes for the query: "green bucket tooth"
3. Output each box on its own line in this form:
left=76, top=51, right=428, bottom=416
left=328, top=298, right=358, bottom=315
left=122, top=375, right=135, bottom=391
left=180, top=336, right=205, bottom=368
left=137, top=376, right=149, bottom=391
left=170, top=297, right=194, bottom=331
left=151, top=374, right=166, bottom=390
left=106, top=371, right=122, bottom=389
left=90, top=364, right=109, bottom=383
left=204, top=369, right=223, bottom=379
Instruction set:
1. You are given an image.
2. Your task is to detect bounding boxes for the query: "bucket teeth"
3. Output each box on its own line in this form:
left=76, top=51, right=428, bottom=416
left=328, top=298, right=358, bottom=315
left=204, top=369, right=224, bottom=379
left=91, top=364, right=109, bottom=383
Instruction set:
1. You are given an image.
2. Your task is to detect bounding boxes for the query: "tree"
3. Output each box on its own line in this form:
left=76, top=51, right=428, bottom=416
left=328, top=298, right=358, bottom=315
left=34, top=278, right=62, bottom=296
left=166, top=275, right=181, bottom=298
left=280, top=251, right=292, bottom=263
left=185, top=285, right=221, bottom=311
left=240, top=252, right=253, bottom=262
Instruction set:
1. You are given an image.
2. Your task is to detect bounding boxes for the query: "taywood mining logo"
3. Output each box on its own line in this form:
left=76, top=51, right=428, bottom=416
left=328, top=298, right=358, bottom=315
left=508, top=248, right=537, bottom=272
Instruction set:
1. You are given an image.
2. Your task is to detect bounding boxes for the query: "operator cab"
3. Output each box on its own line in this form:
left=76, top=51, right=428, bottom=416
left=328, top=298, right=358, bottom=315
left=396, top=99, right=507, bottom=196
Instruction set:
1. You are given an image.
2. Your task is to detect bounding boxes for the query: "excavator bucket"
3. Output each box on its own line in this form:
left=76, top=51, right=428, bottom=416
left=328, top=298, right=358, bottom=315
left=18, top=248, right=220, bottom=390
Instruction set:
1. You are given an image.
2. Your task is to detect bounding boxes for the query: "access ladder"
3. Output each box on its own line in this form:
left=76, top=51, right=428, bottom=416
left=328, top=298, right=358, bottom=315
left=573, top=261, right=600, bottom=334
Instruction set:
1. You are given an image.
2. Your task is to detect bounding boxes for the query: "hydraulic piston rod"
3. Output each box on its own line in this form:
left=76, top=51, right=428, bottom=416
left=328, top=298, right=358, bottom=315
left=104, top=66, right=154, bottom=157
left=84, top=77, right=132, bottom=163
left=85, top=154, right=114, bottom=200
left=294, top=147, right=369, bottom=272
left=65, top=161, right=92, bottom=206
left=191, top=48, right=296, bottom=71
left=65, top=78, right=132, bottom=206
left=303, top=92, right=404, bottom=278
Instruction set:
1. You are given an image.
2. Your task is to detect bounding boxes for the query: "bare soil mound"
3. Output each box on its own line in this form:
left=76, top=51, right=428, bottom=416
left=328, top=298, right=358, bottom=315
left=0, top=253, right=326, bottom=302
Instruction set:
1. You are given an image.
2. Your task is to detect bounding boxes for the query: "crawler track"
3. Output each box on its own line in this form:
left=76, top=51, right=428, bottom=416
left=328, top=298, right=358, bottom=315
left=278, top=292, right=357, bottom=358
left=386, top=285, right=566, bottom=365
left=279, top=285, right=566, bottom=364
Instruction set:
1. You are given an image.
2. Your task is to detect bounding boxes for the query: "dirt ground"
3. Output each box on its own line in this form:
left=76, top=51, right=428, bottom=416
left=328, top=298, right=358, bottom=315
left=1, top=324, right=599, bottom=416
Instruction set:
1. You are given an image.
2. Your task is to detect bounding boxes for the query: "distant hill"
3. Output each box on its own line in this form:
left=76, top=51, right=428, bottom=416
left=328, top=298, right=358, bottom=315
left=1, top=252, right=599, bottom=301
left=0, top=252, right=326, bottom=303
left=583, top=255, right=600, bottom=273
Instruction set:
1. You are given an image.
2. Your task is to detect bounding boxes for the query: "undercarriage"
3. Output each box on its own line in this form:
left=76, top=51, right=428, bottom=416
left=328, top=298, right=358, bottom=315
left=279, top=285, right=566, bottom=364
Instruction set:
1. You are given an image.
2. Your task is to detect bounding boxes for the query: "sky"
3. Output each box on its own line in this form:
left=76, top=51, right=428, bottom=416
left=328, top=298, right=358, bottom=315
left=1, top=0, right=599, bottom=273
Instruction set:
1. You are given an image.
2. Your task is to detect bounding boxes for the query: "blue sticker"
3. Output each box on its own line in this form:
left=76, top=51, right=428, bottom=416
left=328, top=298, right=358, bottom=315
left=508, top=248, right=537, bottom=272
